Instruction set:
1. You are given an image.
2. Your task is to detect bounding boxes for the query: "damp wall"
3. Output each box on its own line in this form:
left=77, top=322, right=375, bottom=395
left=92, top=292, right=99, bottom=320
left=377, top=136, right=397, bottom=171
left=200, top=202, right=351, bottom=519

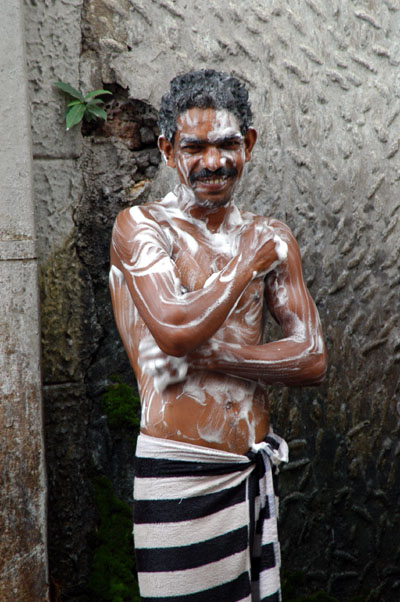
left=0, top=1, right=48, bottom=600
left=21, top=0, right=400, bottom=600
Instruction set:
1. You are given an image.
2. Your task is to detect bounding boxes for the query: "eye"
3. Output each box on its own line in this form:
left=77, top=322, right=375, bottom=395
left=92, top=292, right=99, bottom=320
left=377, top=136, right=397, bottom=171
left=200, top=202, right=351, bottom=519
left=182, top=144, right=202, bottom=154
left=221, top=139, right=241, bottom=150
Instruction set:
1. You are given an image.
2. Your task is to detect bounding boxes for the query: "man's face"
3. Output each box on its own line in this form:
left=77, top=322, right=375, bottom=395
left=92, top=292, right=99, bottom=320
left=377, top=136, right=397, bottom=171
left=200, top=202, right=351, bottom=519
left=159, top=107, right=257, bottom=209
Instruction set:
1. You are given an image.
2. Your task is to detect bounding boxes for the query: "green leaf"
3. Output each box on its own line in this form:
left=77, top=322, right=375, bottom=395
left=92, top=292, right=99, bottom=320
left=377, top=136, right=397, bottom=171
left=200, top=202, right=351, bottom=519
left=54, top=81, right=84, bottom=101
left=66, top=102, right=86, bottom=130
left=67, top=99, right=82, bottom=108
left=85, top=105, right=108, bottom=121
left=86, top=98, right=104, bottom=106
left=84, top=89, right=112, bottom=100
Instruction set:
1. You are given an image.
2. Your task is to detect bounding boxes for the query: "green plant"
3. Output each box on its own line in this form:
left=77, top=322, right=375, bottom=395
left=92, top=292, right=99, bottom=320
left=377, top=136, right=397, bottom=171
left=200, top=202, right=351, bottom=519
left=54, top=81, right=112, bottom=131
left=101, top=375, right=141, bottom=430
left=87, top=476, right=140, bottom=602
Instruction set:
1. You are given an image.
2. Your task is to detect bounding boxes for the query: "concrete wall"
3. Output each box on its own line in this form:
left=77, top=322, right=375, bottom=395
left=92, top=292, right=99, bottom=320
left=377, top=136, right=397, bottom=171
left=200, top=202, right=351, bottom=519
left=23, top=0, right=99, bottom=595
left=21, top=0, right=400, bottom=600
left=0, top=1, right=48, bottom=600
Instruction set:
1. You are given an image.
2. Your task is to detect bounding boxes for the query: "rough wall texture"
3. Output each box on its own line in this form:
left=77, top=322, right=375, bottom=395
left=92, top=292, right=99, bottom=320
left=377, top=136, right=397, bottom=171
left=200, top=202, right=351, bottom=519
left=25, top=0, right=400, bottom=600
left=23, top=0, right=94, bottom=597
left=0, top=1, right=48, bottom=600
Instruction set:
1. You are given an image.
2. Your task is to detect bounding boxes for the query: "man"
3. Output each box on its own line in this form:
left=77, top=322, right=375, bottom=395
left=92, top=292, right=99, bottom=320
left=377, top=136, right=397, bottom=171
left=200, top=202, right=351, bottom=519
left=110, top=69, right=326, bottom=602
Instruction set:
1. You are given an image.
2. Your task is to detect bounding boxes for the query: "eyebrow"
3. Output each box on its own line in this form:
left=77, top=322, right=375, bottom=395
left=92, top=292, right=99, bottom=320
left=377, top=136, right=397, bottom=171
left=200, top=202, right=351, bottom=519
left=179, top=136, right=204, bottom=146
left=179, top=134, right=242, bottom=147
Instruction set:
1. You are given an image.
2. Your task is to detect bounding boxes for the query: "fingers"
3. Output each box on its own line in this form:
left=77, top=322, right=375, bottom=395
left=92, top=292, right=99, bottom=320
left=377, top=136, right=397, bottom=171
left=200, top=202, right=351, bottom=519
left=240, top=225, right=288, bottom=280
left=152, top=356, right=189, bottom=392
left=138, top=335, right=188, bottom=392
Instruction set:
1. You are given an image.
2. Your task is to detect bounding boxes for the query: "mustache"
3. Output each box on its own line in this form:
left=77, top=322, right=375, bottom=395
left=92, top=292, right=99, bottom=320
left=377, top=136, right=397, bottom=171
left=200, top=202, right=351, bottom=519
left=189, top=167, right=238, bottom=185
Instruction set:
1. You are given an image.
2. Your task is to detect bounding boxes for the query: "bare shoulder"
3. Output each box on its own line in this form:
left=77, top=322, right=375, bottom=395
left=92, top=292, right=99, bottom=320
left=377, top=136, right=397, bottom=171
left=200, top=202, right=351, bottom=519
left=240, top=210, right=298, bottom=247
left=113, top=200, right=166, bottom=239
left=244, top=213, right=303, bottom=273
left=264, top=218, right=304, bottom=281
left=115, top=200, right=160, bottom=225
left=111, top=200, right=171, bottom=264
left=265, top=217, right=296, bottom=242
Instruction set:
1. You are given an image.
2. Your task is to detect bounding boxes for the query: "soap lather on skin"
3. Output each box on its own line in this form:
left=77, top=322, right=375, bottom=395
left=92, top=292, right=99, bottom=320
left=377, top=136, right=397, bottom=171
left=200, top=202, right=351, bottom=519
left=251, top=230, right=288, bottom=281
left=274, top=234, right=288, bottom=262
left=138, top=336, right=189, bottom=393
left=110, top=70, right=327, bottom=455
left=137, top=227, right=288, bottom=394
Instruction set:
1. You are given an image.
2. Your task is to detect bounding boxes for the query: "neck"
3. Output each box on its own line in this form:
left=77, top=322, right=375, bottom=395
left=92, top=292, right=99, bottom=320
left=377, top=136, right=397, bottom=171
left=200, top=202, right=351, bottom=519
left=190, top=204, right=233, bottom=233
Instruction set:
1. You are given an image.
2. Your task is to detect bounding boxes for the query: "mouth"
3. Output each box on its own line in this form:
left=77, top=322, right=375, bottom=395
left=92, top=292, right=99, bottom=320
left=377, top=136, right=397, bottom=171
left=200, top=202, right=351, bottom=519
left=195, top=175, right=229, bottom=187
left=190, top=168, right=237, bottom=192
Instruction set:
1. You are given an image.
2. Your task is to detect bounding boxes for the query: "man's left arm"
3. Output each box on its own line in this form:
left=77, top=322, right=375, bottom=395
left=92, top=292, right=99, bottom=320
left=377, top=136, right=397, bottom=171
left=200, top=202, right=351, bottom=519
left=190, top=221, right=327, bottom=386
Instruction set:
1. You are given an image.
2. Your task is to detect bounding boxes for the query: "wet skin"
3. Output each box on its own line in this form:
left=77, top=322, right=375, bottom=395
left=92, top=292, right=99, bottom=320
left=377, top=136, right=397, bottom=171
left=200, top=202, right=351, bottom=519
left=110, top=108, right=327, bottom=454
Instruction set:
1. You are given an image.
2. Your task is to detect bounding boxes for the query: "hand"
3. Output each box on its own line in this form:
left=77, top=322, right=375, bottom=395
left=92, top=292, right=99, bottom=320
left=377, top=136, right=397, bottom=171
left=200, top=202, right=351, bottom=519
left=187, top=337, right=229, bottom=371
left=138, top=336, right=188, bottom=392
left=239, top=220, right=288, bottom=278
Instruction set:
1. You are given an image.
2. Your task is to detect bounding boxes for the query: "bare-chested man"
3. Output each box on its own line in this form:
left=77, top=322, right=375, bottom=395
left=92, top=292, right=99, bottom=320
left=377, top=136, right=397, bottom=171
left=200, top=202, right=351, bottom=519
left=110, top=70, right=326, bottom=602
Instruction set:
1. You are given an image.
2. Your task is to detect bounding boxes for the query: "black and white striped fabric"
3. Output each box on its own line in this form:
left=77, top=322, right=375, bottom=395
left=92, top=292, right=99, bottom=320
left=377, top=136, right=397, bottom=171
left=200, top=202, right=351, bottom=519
left=133, top=432, right=288, bottom=602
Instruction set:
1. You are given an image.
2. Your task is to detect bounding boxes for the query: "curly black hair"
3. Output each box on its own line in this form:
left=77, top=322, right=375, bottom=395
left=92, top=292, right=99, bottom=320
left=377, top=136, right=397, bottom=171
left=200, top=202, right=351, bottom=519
left=158, top=69, right=253, bottom=142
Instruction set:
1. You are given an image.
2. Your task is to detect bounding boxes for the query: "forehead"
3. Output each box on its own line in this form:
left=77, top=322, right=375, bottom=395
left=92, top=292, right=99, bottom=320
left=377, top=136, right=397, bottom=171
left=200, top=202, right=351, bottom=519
left=176, top=107, right=241, bottom=141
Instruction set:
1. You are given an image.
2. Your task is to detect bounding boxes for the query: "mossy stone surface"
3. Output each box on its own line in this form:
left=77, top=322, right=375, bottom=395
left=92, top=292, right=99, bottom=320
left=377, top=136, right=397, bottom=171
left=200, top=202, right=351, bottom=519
left=87, top=476, right=140, bottom=602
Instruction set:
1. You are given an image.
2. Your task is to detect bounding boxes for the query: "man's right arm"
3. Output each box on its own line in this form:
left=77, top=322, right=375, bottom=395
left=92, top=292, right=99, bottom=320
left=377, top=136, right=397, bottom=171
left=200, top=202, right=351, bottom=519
left=110, top=206, right=281, bottom=357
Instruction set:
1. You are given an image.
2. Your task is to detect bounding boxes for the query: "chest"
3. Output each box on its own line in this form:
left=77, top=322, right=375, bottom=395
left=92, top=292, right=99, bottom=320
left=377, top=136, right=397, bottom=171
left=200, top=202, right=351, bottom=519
left=166, top=219, right=265, bottom=339
left=167, top=219, right=237, bottom=285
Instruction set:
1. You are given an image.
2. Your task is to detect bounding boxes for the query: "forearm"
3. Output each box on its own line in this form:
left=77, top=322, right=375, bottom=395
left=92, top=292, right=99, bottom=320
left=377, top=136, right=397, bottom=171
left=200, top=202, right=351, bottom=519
left=189, top=336, right=327, bottom=386
left=119, top=236, right=285, bottom=357
left=130, top=252, right=256, bottom=356
left=112, top=208, right=287, bottom=357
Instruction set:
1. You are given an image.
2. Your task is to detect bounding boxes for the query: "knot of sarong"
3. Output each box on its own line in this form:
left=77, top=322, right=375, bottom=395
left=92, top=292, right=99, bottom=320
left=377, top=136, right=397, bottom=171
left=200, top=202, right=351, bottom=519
left=247, top=432, right=289, bottom=468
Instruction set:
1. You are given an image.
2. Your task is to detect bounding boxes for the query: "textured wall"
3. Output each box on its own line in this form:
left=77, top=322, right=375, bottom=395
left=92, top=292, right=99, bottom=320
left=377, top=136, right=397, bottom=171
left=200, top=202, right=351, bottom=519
left=0, top=1, right=48, bottom=600
left=23, top=0, right=96, bottom=596
left=25, top=0, right=400, bottom=600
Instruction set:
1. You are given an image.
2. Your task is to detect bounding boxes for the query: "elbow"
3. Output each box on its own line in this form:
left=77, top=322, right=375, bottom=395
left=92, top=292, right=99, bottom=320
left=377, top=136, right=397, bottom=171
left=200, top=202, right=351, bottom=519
left=154, top=325, right=195, bottom=357
left=303, top=349, right=327, bottom=385
left=316, top=340, right=328, bottom=382
left=153, top=308, right=199, bottom=357
left=157, top=337, right=189, bottom=358
left=302, top=331, right=327, bottom=385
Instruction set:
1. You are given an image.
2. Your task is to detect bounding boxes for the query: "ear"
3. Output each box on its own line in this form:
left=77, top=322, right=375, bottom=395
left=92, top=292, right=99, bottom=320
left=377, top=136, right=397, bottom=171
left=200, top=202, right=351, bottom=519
left=243, top=128, right=257, bottom=162
left=158, top=135, right=176, bottom=168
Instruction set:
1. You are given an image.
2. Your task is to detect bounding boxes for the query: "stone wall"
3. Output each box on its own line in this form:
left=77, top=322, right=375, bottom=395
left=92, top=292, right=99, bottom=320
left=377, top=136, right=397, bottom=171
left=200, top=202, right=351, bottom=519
left=0, top=1, right=48, bottom=600
left=24, top=0, right=400, bottom=600
left=23, top=0, right=93, bottom=596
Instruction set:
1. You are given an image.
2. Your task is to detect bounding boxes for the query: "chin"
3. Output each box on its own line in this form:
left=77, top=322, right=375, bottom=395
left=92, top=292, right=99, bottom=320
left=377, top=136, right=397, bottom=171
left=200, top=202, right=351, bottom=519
left=192, top=186, right=235, bottom=209
left=195, top=195, right=231, bottom=209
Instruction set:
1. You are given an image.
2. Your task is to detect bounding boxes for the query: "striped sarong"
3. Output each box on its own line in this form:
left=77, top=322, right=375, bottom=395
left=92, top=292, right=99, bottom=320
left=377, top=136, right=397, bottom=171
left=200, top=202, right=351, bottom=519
left=133, top=432, right=289, bottom=602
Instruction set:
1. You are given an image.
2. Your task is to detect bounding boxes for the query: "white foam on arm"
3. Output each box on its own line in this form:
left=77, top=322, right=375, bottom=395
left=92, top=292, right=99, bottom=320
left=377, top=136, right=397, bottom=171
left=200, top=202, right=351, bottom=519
left=274, top=234, right=288, bottom=262
left=113, top=209, right=258, bottom=357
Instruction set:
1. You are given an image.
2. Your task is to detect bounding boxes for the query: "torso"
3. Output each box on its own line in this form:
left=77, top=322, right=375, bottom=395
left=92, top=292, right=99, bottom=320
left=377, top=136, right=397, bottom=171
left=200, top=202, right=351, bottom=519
left=110, top=194, right=271, bottom=454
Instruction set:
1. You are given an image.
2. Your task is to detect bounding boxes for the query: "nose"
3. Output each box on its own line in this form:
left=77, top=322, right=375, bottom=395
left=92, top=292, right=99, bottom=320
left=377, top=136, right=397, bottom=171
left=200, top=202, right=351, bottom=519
left=203, top=145, right=222, bottom=171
